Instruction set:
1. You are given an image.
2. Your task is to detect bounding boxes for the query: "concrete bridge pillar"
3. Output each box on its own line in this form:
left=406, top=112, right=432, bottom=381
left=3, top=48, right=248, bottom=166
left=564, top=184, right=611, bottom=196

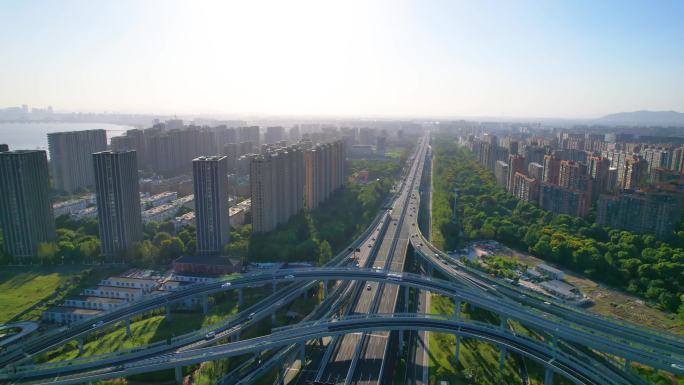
left=454, top=334, right=461, bottom=362
left=175, top=366, right=183, bottom=385
left=404, top=287, right=410, bottom=312
left=272, top=281, right=277, bottom=295
left=202, top=295, right=208, bottom=315
left=299, top=342, right=306, bottom=366
left=544, top=367, right=554, bottom=385
left=323, top=281, right=328, bottom=298
left=237, top=288, right=243, bottom=307
left=499, top=346, right=506, bottom=370
left=624, top=359, right=631, bottom=372
left=77, top=337, right=84, bottom=353
left=454, top=300, right=461, bottom=320
left=398, top=330, right=404, bottom=353
left=271, top=311, right=277, bottom=325
left=166, top=305, right=172, bottom=319
left=500, top=315, right=508, bottom=331
left=125, top=318, right=132, bottom=337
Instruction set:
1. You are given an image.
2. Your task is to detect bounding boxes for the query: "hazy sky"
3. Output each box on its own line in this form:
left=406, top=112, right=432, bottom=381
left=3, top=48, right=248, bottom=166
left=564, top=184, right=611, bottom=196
left=1, top=0, right=683, bottom=118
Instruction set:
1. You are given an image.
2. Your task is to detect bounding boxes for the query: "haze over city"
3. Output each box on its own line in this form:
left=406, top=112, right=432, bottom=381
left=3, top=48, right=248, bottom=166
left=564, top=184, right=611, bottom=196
left=1, top=0, right=683, bottom=118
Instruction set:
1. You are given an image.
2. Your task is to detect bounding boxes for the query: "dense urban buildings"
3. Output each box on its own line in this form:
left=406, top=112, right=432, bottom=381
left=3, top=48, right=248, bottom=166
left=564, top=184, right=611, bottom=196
left=468, top=128, right=684, bottom=238
left=0, top=150, right=55, bottom=257
left=193, top=156, right=230, bottom=255
left=48, top=129, right=107, bottom=192
left=93, top=151, right=143, bottom=257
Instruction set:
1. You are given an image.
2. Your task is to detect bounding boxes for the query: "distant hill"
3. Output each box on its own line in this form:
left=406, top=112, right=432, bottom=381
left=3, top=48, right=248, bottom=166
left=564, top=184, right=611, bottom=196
left=596, top=110, right=684, bottom=126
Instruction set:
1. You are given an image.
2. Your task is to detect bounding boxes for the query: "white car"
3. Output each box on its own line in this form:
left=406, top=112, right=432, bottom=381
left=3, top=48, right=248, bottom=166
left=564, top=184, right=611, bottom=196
left=205, top=331, right=216, bottom=339
left=92, top=321, right=104, bottom=328
left=284, top=274, right=295, bottom=279
left=222, top=282, right=232, bottom=287
left=366, top=284, right=372, bottom=291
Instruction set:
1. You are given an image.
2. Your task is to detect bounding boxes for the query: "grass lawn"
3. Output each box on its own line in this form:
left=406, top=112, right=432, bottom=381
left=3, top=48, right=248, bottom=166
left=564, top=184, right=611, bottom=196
left=0, top=265, right=120, bottom=324
left=43, top=291, right=243, bottom=362
left=428, top=294, right=533, bottom=385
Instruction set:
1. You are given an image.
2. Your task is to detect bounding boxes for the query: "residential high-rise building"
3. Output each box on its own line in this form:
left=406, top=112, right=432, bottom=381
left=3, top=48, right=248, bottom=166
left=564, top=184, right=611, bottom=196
left=250, top=145, right=305, bottom=233
left=527, top=162, right=544, bottom=180
left=265, top=126, right=286, bottom=144
left=559, top=160, right=590, bottom=192
left=193, top=156, right=230, bottom=255
left=289, top=126, right=301, bottom=142
left=93, top=151, right=142, bottom=257
left=539, top=183, right=590, bottom=217
left=250, top=139, right=344, bottom=233
left=523, top=145, right=546, bottom=168
left=0, top=150, right=55, bottom=257
left=621, top=156, right=645, bottom=190
left=511, top=172, right=540, bottom=203
left=223, top=143, right=240, bottom=173
left=597, top=191, right=682, bottom=238
left=507, top=154, right=525, bottom=194
left=588, top=156, right=611, bottom=200
left=48, top=129, right=107, bottom=192
left=641, top=147, right=671, bottom=173
left=542, top=154, right=561, bottom=185
left=304, top=140, right=345, bottom=210
left=494, top=161, right=509, bottom=188
left=239, top=126, right=260, bottom=147
left=240, top=141, right=254, bottom=155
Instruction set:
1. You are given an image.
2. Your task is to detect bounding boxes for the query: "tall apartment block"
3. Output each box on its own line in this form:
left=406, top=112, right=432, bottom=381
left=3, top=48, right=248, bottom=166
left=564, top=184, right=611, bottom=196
left=512, top=172, right=540, bottom=203
left=506, top=154, right=525, bottom=193
left=251, top=146, right=304, bottom=233
left=494, top=160, right=509, bottom=187
left=542, top=154, right=561, bottom=185
left=193, top=156, right=230, bottom=255
left=304, top=140, right=345, bottom=210
left=239, top=126, right=260, bottom=147
left=539, top=182, right=590, bottom=217
left=93, top=151, right=143, bottom=257
left=265, top=126, right=286, bottom=144
left=250, top=140, right=344, bottom=233
left=597, top=191, right=682, bottom=238
left=0, top=150, right=55, bottom=257
left=48, top=129, right=107, bottom=192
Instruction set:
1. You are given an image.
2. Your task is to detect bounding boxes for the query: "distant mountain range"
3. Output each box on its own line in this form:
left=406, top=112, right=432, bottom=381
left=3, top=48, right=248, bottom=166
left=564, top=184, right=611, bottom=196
left=596, top=110, right=684, bottom=126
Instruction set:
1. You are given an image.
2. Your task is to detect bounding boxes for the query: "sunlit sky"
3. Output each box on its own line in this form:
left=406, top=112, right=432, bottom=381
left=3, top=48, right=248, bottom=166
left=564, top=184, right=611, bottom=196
left=1, top=0, right=683, bottom=118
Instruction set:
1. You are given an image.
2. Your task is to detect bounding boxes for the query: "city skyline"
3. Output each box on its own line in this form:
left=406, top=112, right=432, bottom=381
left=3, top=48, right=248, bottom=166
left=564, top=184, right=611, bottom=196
left=1, top=0, right=683, bottom=119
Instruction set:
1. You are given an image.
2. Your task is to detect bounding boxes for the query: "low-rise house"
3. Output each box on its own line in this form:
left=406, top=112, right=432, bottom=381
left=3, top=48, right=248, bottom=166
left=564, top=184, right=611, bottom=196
left=42, top=306, right=101, bottom=325
left=64, top=296, right=127, bottom=311
left=99, top=277, right=159, bottom=292
left=83, top=286, right=144, bottom=301
left=540, top=279, right=579, bottom=300
left=536, top=264, right=565, bottom=280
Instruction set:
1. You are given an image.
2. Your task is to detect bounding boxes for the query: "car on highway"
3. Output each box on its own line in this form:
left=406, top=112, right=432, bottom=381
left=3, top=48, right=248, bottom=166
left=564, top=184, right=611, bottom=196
left=205, top=331, right=216, bottom=339
left=366, top=284, right=372, bottom=290
left=248, top=312, right=256, bottom=320
left=284, top=274, right=295, bottom=279
left=222, top=282, right=232, bottom=287
left=92, top=321, right=104, bottom=328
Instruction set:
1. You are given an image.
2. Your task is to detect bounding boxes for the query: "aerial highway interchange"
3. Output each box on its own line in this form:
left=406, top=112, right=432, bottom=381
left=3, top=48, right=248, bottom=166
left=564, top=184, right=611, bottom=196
left=2, top=135, right=683, bottom=385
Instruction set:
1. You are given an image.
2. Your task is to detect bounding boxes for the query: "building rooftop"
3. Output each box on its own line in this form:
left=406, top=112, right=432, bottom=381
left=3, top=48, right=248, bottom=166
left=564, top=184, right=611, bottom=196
left=89, top=285, right=144, bottom=293
left=536, top=264, right=563, bottom=275
left=68, top=296, right=127, bottom=304
left=45, top=306, right=102, bottom=315
left=102, top=277, right=158, bottom=284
